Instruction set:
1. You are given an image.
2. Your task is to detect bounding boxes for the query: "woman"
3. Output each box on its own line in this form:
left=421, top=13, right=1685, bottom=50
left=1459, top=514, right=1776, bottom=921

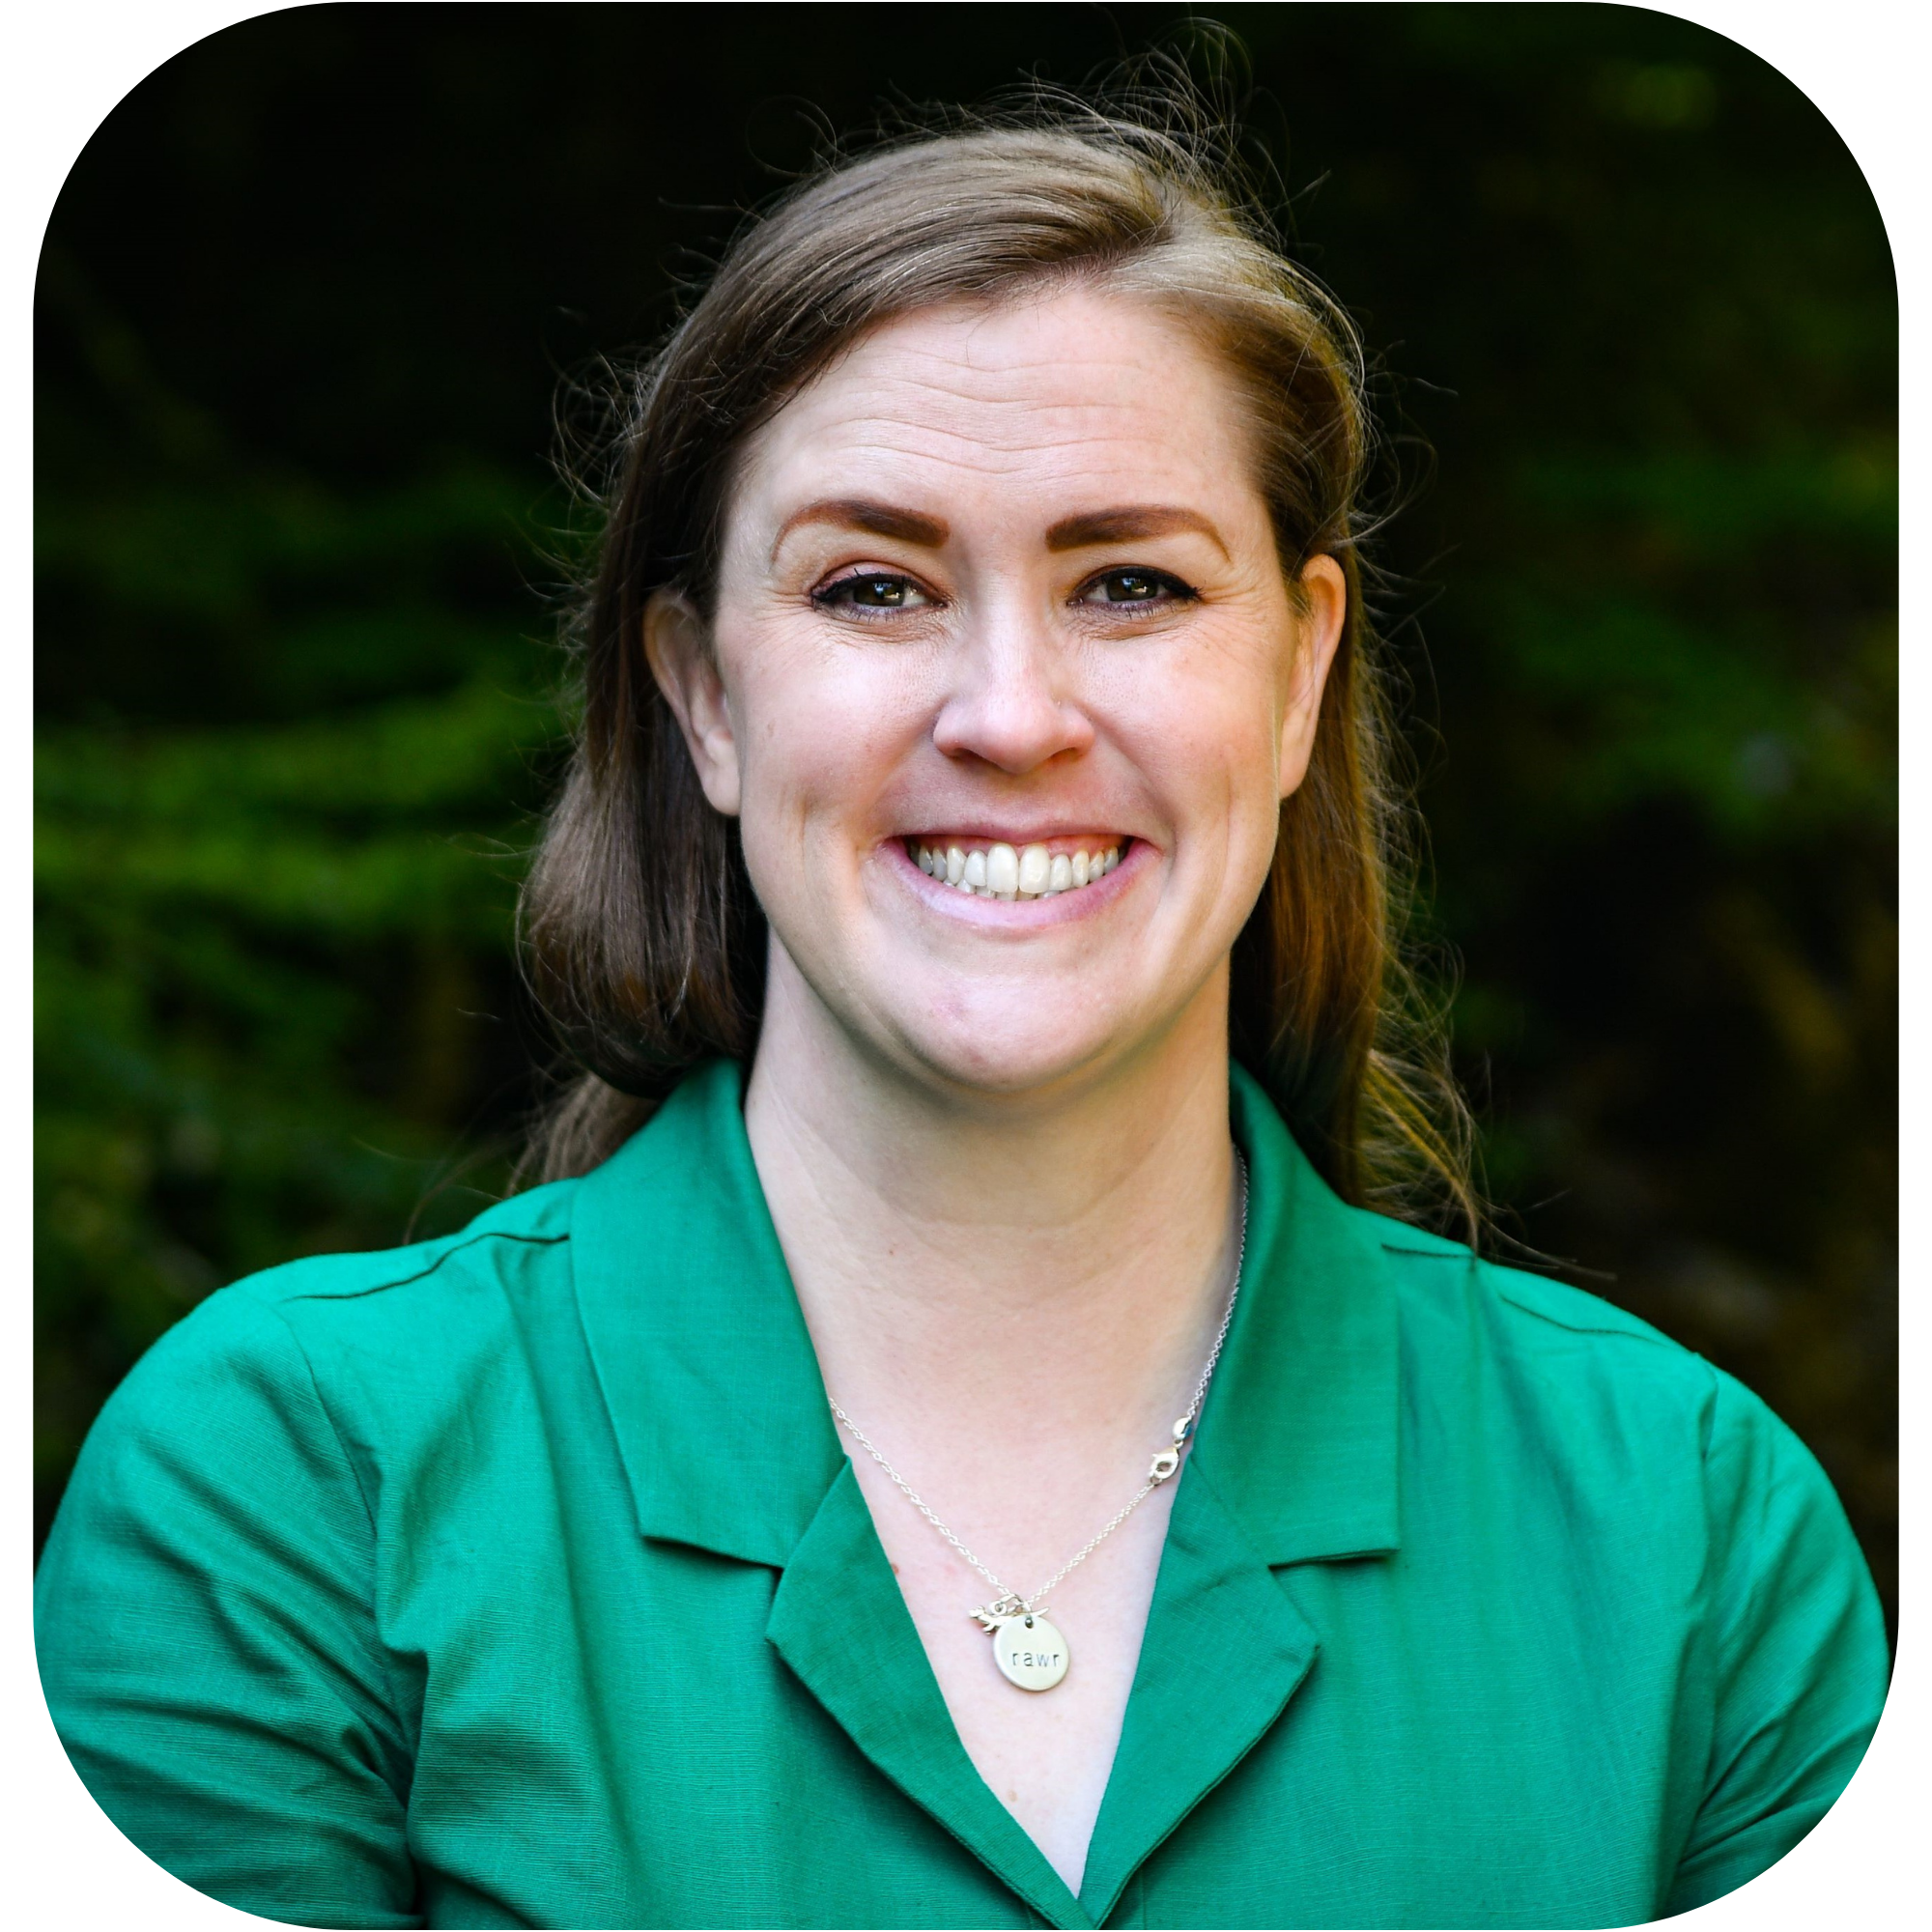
left=36, top=104, right=1887, bottom=1930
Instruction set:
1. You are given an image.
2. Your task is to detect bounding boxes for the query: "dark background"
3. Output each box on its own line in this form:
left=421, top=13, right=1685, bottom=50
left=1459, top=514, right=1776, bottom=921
left=36, top=4, right=1896, bottom=1635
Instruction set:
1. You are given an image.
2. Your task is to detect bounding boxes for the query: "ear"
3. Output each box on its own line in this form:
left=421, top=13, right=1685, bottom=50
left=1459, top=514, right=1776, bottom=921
left=1276, top=553, right=1349, bottom=800
left=643, top=590, right=741, bottom=816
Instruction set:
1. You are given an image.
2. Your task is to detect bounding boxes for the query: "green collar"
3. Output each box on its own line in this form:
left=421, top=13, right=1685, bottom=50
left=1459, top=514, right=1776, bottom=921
left=570, top=1056, right=1402, bottom=1576
left=571, top=1058, right=842, bottom=1568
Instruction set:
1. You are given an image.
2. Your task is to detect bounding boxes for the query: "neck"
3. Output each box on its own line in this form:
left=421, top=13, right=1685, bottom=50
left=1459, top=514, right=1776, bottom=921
left=743, top=948, right=1241, bottom=1459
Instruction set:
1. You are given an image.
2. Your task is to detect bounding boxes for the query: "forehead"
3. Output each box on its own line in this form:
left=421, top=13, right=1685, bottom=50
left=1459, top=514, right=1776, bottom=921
left=732, top=287, right=1259, bottom=528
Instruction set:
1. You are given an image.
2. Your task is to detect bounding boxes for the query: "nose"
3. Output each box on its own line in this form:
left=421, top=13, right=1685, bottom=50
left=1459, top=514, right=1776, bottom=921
left=930, top=606, right=1095, bottom=775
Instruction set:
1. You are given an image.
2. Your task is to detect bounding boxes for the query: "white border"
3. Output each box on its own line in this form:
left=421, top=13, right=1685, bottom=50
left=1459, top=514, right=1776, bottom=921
left=13, top=7, right=298, bottom=1921
left=10, top=3, right=1917, bottom=1925
left=1662, top=3, right=1920, bottom=1930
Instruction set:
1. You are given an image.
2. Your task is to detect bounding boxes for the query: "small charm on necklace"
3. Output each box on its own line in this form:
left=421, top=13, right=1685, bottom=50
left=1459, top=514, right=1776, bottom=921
left=971, top=1593, right=1027, bottom=1634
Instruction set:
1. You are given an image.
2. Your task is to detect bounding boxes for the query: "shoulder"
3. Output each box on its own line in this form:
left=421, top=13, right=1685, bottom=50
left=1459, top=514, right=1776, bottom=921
left=96, top=1180, right=582, bottom=1456
left=1359, top=1208, right=1880, bottom=1662
left=215, top=1178, right=576, bottom=1345
left=226, top=1179, right=578, bottom=1320
left=1360, top=1208, right=1804, bottom=1483
left=1372, top=1210, right=1707, bottom=1375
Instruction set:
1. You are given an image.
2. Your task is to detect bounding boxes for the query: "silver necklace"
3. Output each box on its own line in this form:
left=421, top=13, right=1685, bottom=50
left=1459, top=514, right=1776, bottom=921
left=828, top=1151, right=1249, bottom=1694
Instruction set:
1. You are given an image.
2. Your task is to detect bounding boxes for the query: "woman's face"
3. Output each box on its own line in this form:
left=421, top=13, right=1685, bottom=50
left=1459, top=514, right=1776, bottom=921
left=650, top=285, right=1345, bottom=1103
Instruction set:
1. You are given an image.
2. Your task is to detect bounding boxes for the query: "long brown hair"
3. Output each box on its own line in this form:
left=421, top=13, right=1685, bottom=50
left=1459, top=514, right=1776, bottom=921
left=519, top=93, right=1477, bottom=1237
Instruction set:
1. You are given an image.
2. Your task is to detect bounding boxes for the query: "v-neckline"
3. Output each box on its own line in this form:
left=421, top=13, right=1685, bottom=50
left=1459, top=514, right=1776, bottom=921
left=766, top=1439, right=1323, bottom=1927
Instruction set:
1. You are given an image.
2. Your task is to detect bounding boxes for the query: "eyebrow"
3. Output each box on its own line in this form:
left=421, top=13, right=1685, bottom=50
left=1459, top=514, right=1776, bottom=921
left=1046, top=505, right=1230, bottom=558
left=770, top=497, right=951, bottom=559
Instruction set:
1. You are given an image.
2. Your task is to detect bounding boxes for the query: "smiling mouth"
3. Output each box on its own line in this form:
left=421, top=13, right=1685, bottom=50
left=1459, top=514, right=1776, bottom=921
left=905, top=837, right=1125, bottom=900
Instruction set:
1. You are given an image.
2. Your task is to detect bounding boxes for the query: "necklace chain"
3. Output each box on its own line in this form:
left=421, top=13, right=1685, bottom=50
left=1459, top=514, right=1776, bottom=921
left=828, top=1151, right=1250, bottom=1621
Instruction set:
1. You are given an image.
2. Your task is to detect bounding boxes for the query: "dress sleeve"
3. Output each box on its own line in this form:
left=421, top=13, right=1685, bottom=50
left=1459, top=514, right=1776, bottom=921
left=1663, top=1368, right=1891, bottom=1916
left=34, top=1287, right=420, bottom=1930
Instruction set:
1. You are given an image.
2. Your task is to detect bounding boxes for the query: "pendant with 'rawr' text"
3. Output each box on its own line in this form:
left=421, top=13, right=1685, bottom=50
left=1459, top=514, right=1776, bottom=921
left=991, top=1612, right=1069, bottom=1691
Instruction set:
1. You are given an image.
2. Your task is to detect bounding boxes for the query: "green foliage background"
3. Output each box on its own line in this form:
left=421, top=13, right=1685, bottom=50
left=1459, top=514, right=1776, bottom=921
left=36, top=5, right=1895, bottom=1631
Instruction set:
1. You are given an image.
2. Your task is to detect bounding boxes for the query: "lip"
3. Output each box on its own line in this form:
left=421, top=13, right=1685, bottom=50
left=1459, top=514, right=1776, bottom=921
left=897, top=824, right=1131, bottom=851
left=882, top=834, right=1151, bottom=923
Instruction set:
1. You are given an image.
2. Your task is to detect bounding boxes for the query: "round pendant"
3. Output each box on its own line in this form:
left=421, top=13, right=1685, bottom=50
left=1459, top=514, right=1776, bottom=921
left=992, top=1613, right=1069, bottom=1691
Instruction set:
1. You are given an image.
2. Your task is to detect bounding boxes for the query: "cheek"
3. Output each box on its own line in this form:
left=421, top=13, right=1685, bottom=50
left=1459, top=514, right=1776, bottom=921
left=724, top=624, right=927, bottom=842
left=1100, top=643, right=1283, bottom=838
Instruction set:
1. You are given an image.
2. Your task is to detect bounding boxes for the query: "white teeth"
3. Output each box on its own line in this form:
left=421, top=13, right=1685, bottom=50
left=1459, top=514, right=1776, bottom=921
left=912, top=838, right=1123, bottom=898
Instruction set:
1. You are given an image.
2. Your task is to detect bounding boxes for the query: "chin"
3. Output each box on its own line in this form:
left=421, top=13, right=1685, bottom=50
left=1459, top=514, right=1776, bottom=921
left=882, top=1001, right=1131, bottom=1103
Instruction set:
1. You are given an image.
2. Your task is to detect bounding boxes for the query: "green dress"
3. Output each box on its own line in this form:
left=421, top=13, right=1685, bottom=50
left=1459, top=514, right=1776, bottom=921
left=34, top=1061, right=1888, bottom=1929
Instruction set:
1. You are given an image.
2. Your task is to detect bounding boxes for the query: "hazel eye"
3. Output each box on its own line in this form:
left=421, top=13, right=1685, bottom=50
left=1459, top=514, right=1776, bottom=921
left=1075, top=568, right=1197, bottom=611
left=813, top=572, right=933, bottom=612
